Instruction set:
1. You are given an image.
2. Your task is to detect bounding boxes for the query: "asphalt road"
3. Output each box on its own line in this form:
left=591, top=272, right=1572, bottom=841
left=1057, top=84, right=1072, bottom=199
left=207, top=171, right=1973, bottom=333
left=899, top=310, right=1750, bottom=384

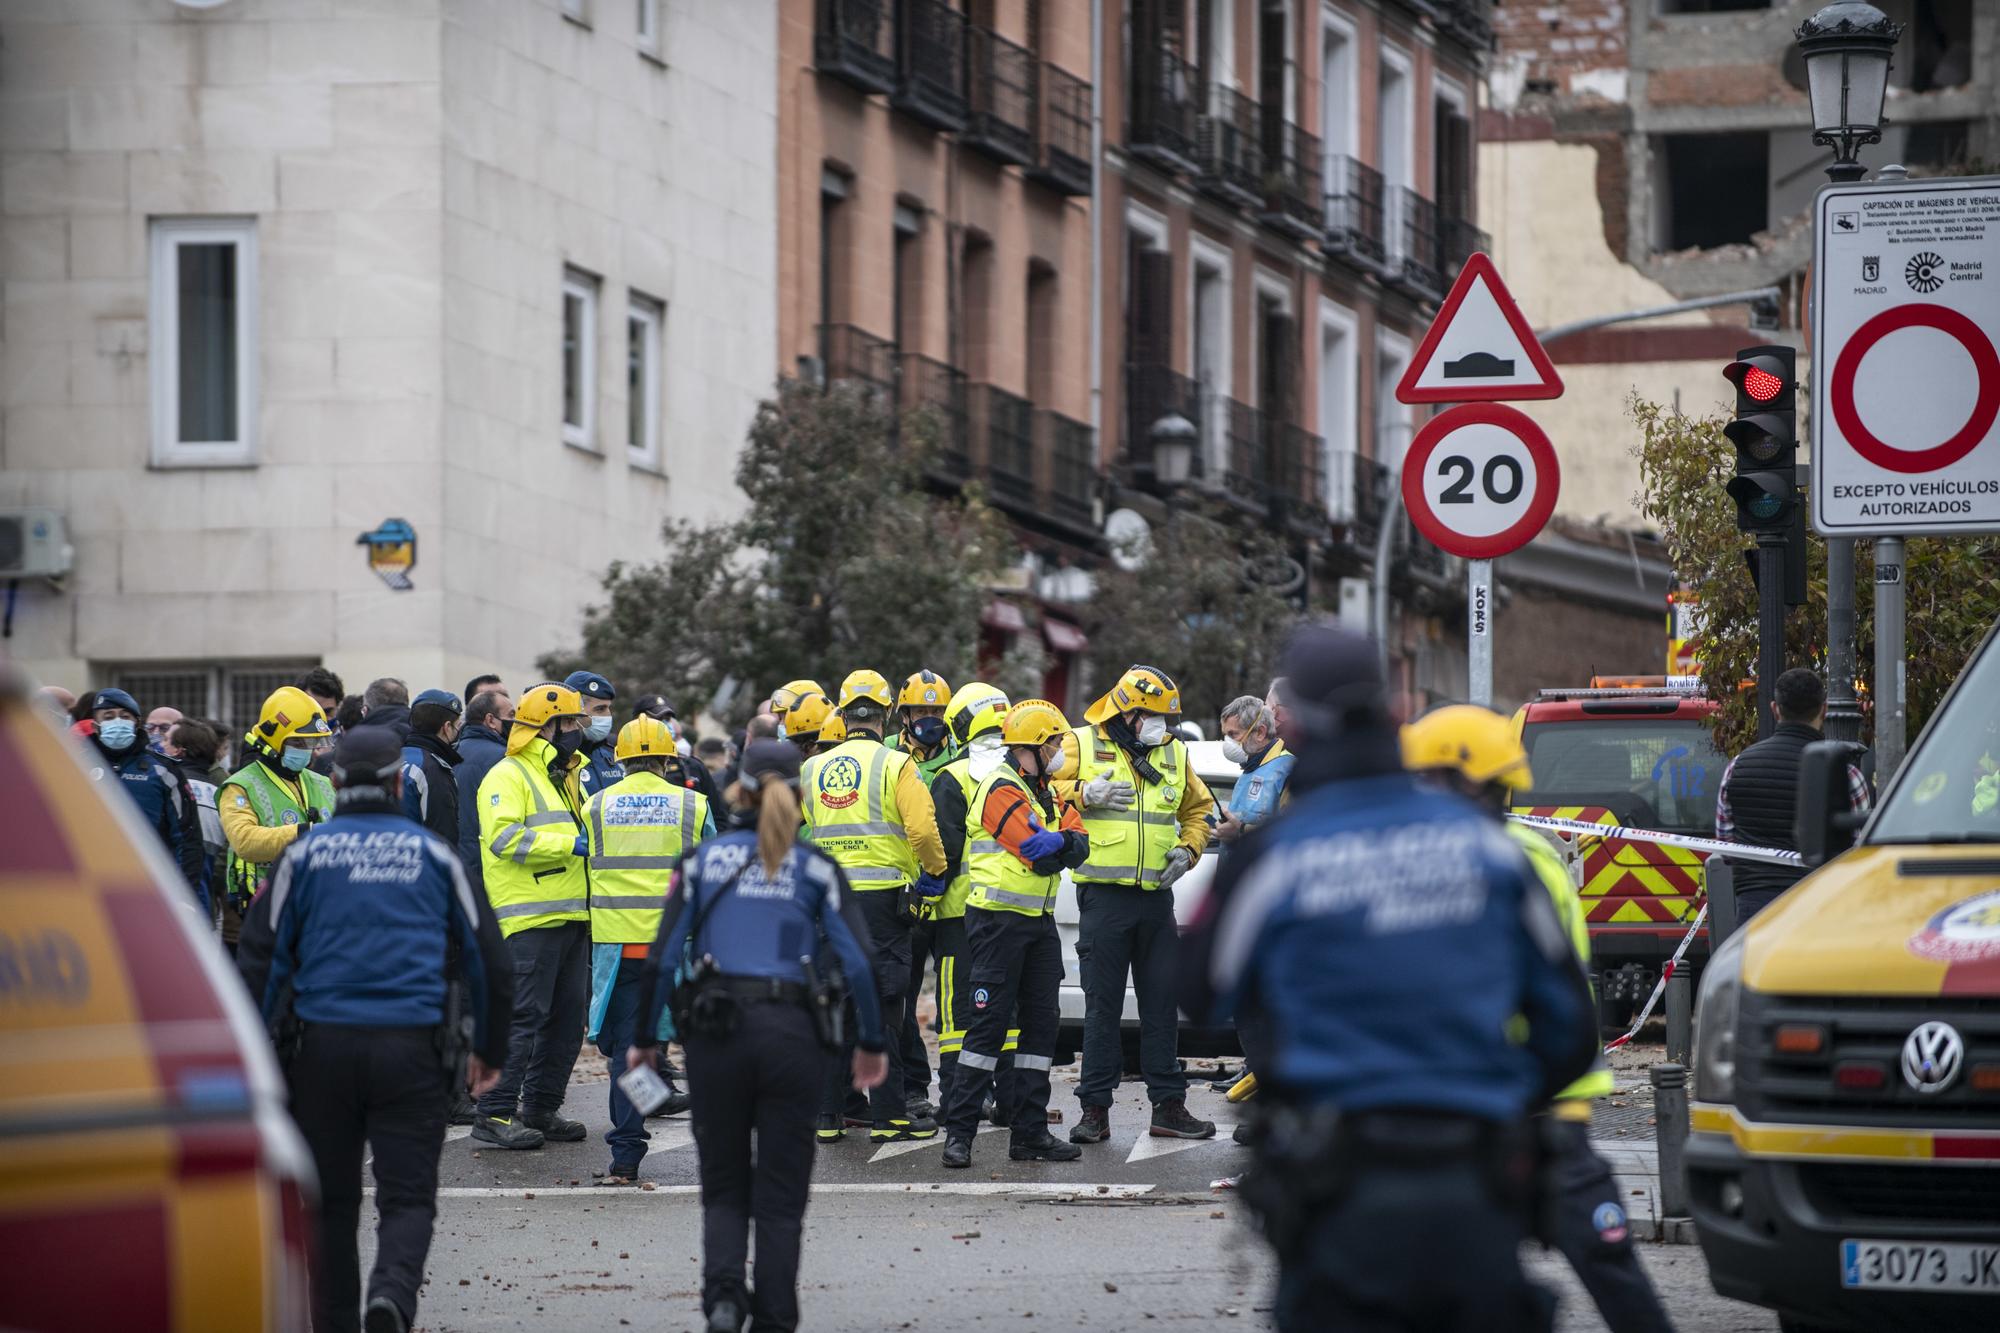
left=354, top=1054, right=1780, bottom=1332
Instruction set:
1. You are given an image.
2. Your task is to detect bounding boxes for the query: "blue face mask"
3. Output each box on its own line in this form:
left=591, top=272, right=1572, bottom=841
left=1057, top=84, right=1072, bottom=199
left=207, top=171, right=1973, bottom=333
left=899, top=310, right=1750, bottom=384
left=585, top=715, right=613, bottom=744
left=98, top=719, right=138, bottom=750
left=281, top=745, right=314, bottom=772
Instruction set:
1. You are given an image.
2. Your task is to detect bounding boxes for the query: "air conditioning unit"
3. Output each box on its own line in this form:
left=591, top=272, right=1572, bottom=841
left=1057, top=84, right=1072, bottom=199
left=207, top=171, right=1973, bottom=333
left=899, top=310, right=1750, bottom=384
left=1337, top=576, right=1371, bottom=634
left=0, top=508, right=74, bottom=580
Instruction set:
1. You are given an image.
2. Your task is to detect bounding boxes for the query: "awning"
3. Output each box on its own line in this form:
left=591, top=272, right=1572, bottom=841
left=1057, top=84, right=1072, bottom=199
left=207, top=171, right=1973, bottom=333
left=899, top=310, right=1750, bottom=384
left=1042, top=618, right=1088, bottom=654
left=981, top=600, right=1028, bottom=633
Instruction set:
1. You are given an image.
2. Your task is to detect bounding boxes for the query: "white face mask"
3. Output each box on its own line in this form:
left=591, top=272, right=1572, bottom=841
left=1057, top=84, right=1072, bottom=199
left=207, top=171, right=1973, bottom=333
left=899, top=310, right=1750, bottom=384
left=1220, top=738, right=1248, bottom=766
left=1136, top=715, right=1169, bottom=748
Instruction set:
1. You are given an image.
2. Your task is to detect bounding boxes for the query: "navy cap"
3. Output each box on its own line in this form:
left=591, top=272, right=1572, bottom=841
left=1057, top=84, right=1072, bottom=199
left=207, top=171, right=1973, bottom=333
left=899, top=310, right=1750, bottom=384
left=92, top=687, right=141, bottom=715
left=737, top=739, right=802, bottom=792
left=564, top=670, right=616, bottom=702
left=413, top=688, right=463, bottom=716
left=331, top=726, right=405, bottom=785
left=633, top=693, right=676, bottom=721
left=1277, top=623, right=1389, bottom=740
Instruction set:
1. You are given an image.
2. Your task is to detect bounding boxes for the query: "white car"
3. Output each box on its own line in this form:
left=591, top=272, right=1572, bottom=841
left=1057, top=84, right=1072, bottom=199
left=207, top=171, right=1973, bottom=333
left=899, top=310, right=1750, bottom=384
left=1052, top=739, right=1243, bottom=1066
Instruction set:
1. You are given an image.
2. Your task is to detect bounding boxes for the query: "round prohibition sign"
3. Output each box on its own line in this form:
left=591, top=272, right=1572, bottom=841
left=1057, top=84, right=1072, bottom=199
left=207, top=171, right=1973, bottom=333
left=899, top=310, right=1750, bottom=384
left=1831, top=303, right=2000, bottom=474
left=1400, top=403, right=1561, bottom=560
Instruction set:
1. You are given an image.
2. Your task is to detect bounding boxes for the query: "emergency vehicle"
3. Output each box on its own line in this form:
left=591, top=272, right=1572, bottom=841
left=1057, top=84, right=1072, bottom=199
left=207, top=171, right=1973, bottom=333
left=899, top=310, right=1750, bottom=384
left=1510, top=677, right=1725, bottom=1034
left=0, top=671, right=314, bottom=1330
left=1689, top=622, right=2000, bottom=1333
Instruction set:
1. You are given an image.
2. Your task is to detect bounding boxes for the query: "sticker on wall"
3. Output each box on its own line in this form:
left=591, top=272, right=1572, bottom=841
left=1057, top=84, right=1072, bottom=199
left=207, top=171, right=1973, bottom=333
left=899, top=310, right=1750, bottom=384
left=357, top=518, right=418, bottom=591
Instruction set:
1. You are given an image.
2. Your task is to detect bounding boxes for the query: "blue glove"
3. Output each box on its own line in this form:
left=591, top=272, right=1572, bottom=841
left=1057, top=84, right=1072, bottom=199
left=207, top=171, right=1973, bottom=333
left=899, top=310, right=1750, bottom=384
left=1020, top=828, right=1065, bottom=862
left=573, top=836, right=589, bottom=858
left=915, top=872, right=949, bottom=899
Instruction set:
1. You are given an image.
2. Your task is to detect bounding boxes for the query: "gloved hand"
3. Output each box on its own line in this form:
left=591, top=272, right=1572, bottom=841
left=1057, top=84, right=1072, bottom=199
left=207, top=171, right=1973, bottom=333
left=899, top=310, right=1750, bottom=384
left=1020, top=828, right=1066, bottom=862
left=573, top=836, right=589, bottom=858
left=1158, top=846, right=1194, bottom=889
left=1081, top=776, right=1136, bottom=811
left=915, top=871, right=949, bottom=899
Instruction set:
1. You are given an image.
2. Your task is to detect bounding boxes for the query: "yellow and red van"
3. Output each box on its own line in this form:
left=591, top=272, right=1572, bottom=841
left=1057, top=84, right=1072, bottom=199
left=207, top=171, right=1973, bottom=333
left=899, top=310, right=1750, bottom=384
left=0, top=672, right=313, bottom=1331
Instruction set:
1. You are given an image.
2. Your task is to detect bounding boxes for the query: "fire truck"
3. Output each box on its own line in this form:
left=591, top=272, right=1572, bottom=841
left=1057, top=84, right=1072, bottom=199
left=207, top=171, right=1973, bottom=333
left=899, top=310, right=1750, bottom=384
left=1510, top=677, right=1726, bottom=1034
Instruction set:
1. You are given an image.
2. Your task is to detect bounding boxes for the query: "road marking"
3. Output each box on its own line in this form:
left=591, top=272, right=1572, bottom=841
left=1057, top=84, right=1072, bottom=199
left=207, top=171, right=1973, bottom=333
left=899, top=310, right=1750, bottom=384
left=866, top=1122, right=1004, bottom=1164
left=1125, top=1119, right=1238, bottom=1165
left=393, top=1182, right=1159, bottom=1200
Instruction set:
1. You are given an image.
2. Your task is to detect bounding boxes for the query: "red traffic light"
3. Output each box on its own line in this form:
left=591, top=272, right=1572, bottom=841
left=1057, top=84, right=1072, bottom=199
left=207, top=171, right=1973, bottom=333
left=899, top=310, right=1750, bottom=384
left=1724, top=351, right=1794, bottom=404
left=1742, top=366, right=1783, bottom=402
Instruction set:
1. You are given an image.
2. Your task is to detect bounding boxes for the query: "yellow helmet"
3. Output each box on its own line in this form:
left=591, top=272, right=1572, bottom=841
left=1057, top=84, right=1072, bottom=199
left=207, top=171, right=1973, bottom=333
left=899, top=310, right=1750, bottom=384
left=782, top=690, right=837, bottom=744
left=839, top=669, right=894, bottom=711
left=946, top=681, right=1010, bottom=745
left=249, top=686, right=332, bottom=754
left=771, top=678, right=825, bottom=714
left=512, top=682, right=586, bottom=731
left=818, top=709, right=848, bottom=746
left=1400, top=704, right=1534, bottom=789
left=1083, top=665, right=1182, bottom=726
left=1002, top=699, right=1070, bottom=748
left=614, top=716, right=677, bottom=763
left=896, top=669, right=953, bottom=712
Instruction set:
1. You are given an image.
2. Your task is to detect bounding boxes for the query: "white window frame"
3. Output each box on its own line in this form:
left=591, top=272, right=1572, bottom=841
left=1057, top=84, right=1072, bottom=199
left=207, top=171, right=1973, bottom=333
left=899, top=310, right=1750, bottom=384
left=149, top=217, right=258, bottom=469
left=1124, top=199, right=1169, bottom=251
left=1251, top=266, right=1294, bottom=414
left=1375, top=326, right=1415, bottom=472
left=1378, top=44, right=1415, bottom=192
left=1320, top=5, right=1359, bottom=163
left=636, top=0, right=660, bottom=57
left=626, top=293, right=664, bottom=469
left=1318, top=295, right=1359, bottom=519
left=1188, top=233, right=1233, bottom=475
left=562, top=268, right=600, bottom=451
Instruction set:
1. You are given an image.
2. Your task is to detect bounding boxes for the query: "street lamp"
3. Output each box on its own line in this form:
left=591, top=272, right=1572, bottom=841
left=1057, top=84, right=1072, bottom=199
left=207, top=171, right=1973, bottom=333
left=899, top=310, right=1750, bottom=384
left=1796, top=2, right=1903, bottom=185
left=1148, top=412, right=1198, bottom=486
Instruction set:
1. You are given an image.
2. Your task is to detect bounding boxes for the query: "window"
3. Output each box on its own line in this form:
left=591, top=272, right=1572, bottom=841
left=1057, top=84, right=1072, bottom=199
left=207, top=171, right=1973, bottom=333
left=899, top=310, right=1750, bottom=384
left=562, top=268, right=600, bottom=449
left=1655, top=131, right=1767, bottom=251
left=1190, top=237, right=1231, bottom=472
left=1434, top=78, right=1472, bottom=224
left=893, top=202, right=923, bottom=352
left=1377, top=47, right=1414, bottom=191
left=109, top=662, right=318, bottom=745
left=1320, top=6, right=1357, bottom=161
left=1375, top=328, right=1413, bottom=470
left=149, top=218, right=257, bottom=467
left=627, top=294, right=663, bottom=467
left=1319, top=297, right=1358, bottom=519
left=636, top=0, right=659, bottom=56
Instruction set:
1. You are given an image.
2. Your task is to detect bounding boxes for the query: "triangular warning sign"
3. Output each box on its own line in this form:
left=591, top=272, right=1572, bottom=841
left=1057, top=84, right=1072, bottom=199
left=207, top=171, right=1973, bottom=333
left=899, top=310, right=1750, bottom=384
left=1396, top=253, right=1564, bottom=404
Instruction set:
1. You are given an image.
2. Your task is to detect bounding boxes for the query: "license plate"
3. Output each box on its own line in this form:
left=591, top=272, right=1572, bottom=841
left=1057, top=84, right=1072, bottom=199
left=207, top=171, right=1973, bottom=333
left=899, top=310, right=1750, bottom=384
left=1842, top=1239, right=2000, bottom=1292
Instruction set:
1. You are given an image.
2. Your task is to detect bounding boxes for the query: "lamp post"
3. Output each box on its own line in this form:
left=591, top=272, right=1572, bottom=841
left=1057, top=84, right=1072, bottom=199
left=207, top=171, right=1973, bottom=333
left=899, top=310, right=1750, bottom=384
left=1795, top=2, right=1901, bottom=748
left=1148, top=411, right=1198, bottom=487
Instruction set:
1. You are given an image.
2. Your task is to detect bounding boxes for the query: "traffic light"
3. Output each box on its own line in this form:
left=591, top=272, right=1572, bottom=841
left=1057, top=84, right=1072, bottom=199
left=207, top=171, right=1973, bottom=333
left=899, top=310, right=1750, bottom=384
left=1722, top=345, right=1798, bottom=533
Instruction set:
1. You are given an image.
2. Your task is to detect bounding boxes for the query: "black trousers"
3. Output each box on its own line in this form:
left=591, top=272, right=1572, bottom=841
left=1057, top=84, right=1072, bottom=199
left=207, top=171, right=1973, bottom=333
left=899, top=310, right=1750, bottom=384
left=935, top=914, right=1019, bottom=1114
left=900, top=911, right=936, bottom=1100
left=1276, top=1159, right=1553, bottom=1333
left=476, top=919, right=588, bottom=1119
left=819, top=888, right=911, bottom=1125
left=1544, top=1119, right=1675, bottom=1333
left=287, top=1024, right=449, bottom=1333
left=1076, top=882, right=1184, bottom=1107
left=685, top=1003, right=829, bottom=1332
left=941, top=908, right=1060, bottom=1141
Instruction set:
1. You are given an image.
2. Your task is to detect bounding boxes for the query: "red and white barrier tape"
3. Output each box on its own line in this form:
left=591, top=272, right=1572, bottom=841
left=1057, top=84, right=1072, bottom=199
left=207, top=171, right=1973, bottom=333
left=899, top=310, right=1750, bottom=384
left=1507, top=813, right=1804, bottom=867
left=1600, top=902, right=1708, bottom=1053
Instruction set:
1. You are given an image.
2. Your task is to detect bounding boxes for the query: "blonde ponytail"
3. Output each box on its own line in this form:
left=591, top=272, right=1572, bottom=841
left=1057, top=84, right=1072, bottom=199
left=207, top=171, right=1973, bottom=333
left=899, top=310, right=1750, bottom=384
left=756, top=781, right=800, bottom=876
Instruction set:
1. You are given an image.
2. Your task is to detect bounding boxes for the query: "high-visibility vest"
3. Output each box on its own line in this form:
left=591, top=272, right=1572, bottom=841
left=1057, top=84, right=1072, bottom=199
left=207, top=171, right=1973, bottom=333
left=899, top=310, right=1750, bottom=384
left=222, top=758, right=334, bottom=901
left=478, top=739, right=589, bottom=937
left=1070, top=725, right=1187, bottom=888
left=932, top=756, right=979, bottom=920
left=801, top=737, right=916, bottom=890
left=1510, top=823, right=1616, bottom=1103
left=965, top=769, right=1063, bottom=917
left=584, top=770, right=709, bottom=944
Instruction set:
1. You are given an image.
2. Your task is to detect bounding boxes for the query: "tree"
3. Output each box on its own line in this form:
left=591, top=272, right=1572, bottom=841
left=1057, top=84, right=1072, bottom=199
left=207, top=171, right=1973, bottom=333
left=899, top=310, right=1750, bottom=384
left=1079, top=504, right=1302, bottom=731
left=541, top=381, right=1016, bottom=722
left=1630, top=396, right=2000, bottom=755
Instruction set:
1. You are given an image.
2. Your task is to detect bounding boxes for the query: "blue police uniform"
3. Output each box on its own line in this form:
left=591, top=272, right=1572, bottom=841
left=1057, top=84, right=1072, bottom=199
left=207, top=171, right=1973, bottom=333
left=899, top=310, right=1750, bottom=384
left=564, top=670, right=624, bottom=798
left=238, top=787, right=513, bottom=1333
left=90, top=736, right=207, bottom=911
left=1226, top=739, right=1295, bottom=831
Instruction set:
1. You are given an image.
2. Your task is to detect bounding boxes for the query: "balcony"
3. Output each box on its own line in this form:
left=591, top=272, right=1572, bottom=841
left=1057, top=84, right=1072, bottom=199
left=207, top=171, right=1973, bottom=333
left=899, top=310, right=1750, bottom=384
left=1195, top=86, right=1263, bottom=211
left=900, top=351, right=970, bottom=484
left=815, top=0, right=897, bottom=96
left=1129, top=45, right=1199, bottom=175
left=818, top=323, right=897, bottom=405
left=1039, top=409, right=1099, bottom=533
left=1441, top=0, right=1494, bottom=51
left=894, top=0, right=968, bottom=133
left=1222, top=398, right=1274, bottom=513
left=1260, top=119, right=1324, bottom=241
left=964, top=25, right=1035, bottom=166
left=1324, top=155, right=1387, bottom=272
left=1441, top=215, right=1489, bottom=272
left=1123, top=363, right=1204, bottom=484
left=1341, top=452, right=1393, bottom=541
left=1272, top=422, right=1328, bottom=533
left=1392, top=187, right=1444, bottom=300
left=1029, top=62, right=1091, bottom=195
left=970, top=383, right=1035, bottom=512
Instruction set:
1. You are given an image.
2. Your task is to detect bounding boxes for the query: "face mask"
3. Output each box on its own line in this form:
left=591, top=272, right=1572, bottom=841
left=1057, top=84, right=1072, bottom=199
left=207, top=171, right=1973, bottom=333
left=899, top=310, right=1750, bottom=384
left=281, top=745, right=314, bottom=772
left=1136, top=715, right=1169, bottom=747
left=1221, top=738, right=1248, bottom=766
left=99, top=719, right=138, bottom=750
left=553, top=729, right=586, bottom=760
left=585, top=715, right=613, bottom=743
left=968, top=735, right=1007, bottom=780
left=908, top=716, right=949, bottom=752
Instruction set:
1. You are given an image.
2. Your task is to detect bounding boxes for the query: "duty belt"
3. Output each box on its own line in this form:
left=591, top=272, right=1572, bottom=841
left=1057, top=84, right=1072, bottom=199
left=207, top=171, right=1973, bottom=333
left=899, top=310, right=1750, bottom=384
left=712, top=975, right=810, bottom=1004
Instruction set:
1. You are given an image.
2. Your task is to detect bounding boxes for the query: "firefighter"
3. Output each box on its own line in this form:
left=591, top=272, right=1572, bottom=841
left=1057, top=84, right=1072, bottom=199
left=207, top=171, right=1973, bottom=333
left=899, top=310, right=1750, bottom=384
left=929, top=681, right=1013, bottom=1111
left=779, top=690, right=839, bottom=753
left=801, top=669, right=948, bottom=1142
left=890, top=669, right=955, bottom=1114
left=220, top=687, right=337, bottom=952
left=941, top=700, right=1090, bottom=1169
left=1403, top=705, right=1674, bottom=1333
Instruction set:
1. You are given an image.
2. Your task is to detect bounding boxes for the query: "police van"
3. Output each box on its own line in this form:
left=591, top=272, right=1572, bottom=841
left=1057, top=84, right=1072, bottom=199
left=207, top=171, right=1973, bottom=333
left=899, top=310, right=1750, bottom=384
left=1689, top=624, right=2000, bottom=1332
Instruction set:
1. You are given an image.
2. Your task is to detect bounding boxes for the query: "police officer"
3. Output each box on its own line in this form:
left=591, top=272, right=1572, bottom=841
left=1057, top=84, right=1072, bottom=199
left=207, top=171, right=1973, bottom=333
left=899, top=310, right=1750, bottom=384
left=940, top=700, right=1088, bottom=1169
left=472, top=682, right=593, bottom=1151
left=220, top=687, right=337, bottom=953
left=84, top=686, right=206, bottom=909
left=400, top=688, right=465, bottom=846
left=584, top=715, right=714, bottom=1183
left=890, top=669, right=956, bottom=1115
left=1403, top=706, right=1675, bottom=1333
left=802, top=670, right=948, bottom=1142
left=629, top=740, right=886, bottom=1333
left=566, top=669, right=623, bottom=798
left=1180, top=627, right=1598, bottom=1333
left=1063, top=665, right=1217, bottom=1144
left=237, top=727, right=513, bottom=1333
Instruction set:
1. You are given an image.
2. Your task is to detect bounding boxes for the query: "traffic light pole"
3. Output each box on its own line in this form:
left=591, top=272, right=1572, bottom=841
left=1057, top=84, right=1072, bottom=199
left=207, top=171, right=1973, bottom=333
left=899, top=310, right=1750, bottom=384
left=1757, top=535, right=1786, bottom=741
left=1874, top=536, right=1907, bottom=778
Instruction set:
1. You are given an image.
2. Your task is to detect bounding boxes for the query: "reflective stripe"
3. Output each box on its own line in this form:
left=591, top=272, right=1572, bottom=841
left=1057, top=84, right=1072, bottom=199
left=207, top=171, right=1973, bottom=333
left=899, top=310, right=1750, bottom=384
left=1003, top=1028, right=1019, bottom=1053
left=957, top=1050, right=1000, bottom=1071
left=506, top=757, right=551, bottom=812
left=862, top=745, right=889, bottom=824
left=1135, top=810, right=1179, bottom=827
left=844, top=866, right=907, bottom=884
left=968, top=839, right=1004, bottom=854
left=1076, top=864, right=1164, bottom=884
left=525, top=810, right=574, bottom=827
left=1014, top=1054, right=1053, bottom=1071
left=489, top=823, right=530, bottom=857
left=973, top=883, right=1050, bottom=911
left=814, top=821, right=903, bottom=838
left=591, top=894, right=665, bottom=908
left=590, top=855, right=679, bottom=870
left=494, top=897, right=587, bottom=919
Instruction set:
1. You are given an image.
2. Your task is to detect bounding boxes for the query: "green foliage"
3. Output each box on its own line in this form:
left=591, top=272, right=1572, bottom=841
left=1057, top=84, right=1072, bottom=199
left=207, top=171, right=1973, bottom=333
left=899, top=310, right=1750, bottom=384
left=1630, top=396, right=2000, bottom=755
left=540, top=381, right=1014, bottom=723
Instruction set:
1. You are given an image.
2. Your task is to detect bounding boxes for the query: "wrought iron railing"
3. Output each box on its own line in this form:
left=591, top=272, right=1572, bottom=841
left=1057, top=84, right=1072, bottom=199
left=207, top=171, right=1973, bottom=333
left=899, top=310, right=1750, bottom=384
left=900, top=351, right=969, bottom=482
left=1195, top=85, right=1262, bottom=209
left=814, top=0, right=897, bottom=95
left=1395, top=187, right=1444, bottom=297
left=894, top=0, right=968, bottom=132
left=971, top=383, right=1035, bottom=509
left=1324, top=155, right=1386, bottom=269
left=818, top=323, right=898, bottom=404
left=1272, top=421, right=1327, bottom=529
left=1260, top=119, right=1324, bottom=239
left=1223, top=398, right=1273, bottom=511
left=1039, top=409, right=1098, bottom=531
left=1030, top=61, right=1091, bottom=195
left=1129, top=44, right=1199, bottom=173
left=1123, top=363, right=1204, bottom=480
left=966, top=24, right=1036, bottom=165
left=1441, top=215, right=1489, bottom=272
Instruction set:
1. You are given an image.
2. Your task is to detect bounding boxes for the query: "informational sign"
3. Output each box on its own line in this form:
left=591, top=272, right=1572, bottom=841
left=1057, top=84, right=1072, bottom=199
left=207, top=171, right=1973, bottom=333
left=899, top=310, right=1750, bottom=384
left=1396, top=253, right=1565, bottom=404
left=356, top=517, right=417, bottom=590
left=1812, top=176, right=2000, bottom=535
left=1400, top=404, right=1561, bottom=560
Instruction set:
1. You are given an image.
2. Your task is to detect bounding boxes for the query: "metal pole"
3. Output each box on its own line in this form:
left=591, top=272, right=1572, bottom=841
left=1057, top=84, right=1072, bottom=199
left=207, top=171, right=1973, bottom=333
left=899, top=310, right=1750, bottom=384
left=1652, top=1063, right=1690, bottom=1220
left=1824, top=537, right=1864, bottom=743
left=1874, top=536, right=1907, bottom=779
left=1757, top=536, right=1785, bottom=740
left=1372, top=429, right=1411, bottom=676
left=1468, top=558, right=1493, bottom=705
left=1664, top=968, right=1692, bottom=1066
left=1536, top=286, right=1784, bottom=348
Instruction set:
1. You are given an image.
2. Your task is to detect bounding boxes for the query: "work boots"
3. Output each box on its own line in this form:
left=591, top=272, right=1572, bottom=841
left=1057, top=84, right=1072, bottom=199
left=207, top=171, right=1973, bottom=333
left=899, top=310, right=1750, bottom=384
left=1149, top=1099, right=1217, bottom=1139
left=646, top=1078, right=692, bottom=1118
left=523, top=1111, right=588, bottom=1142
left=870, top=1114, right=939, bottom=1142
left=1009, top=1131, right=1082, bottom=1163
left=815, top=1113, right=845, bottom=1143
left=1068, top=1104, right=1110, bottom=1144
left=470, top=1114, right=545, bottom=1150
left=941, top=1136, right=974, bottom=1169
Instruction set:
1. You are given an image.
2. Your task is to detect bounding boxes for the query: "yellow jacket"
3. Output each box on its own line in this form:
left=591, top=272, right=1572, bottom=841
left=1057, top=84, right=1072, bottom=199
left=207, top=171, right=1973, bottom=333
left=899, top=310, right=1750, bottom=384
left=894, top=753, right=949, bottom=878
left=1056, top=729, right=1216, bottom=861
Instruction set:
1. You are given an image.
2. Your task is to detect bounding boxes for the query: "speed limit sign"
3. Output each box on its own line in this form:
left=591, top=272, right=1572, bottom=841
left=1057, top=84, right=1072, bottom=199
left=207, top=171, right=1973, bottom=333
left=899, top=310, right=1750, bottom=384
left=1400, top=403, right=1561, bottom=560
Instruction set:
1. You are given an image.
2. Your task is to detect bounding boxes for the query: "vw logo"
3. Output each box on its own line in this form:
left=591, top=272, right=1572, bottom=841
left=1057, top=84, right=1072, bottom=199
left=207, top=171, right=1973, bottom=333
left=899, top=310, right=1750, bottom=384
left=1900, top=1021, right=1965, bottom=1095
